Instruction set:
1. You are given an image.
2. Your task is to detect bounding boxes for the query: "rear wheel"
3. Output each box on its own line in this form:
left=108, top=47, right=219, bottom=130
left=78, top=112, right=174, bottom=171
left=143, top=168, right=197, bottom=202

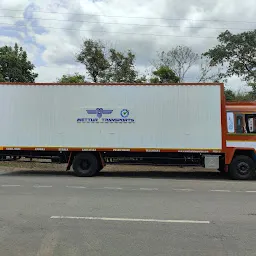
left=229, top=155, right=255, bottom=180
left=72, top=153, right=99, bottom=177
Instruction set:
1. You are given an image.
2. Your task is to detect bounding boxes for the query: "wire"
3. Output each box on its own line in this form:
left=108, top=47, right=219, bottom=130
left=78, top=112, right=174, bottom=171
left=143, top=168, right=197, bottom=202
left=0, top=7, right=256, bottom=24
left=0, top=14, right=253, bottom=31
left=0, top=22, right=217, bottom=39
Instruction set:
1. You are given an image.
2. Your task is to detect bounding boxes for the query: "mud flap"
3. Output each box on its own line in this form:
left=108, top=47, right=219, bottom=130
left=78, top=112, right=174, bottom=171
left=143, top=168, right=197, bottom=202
left=66, top=152, right=74, bottom=171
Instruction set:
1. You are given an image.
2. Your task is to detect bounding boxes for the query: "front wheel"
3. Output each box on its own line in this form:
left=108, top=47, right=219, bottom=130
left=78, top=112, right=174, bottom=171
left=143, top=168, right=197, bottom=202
left=72, top=153, right=99, bottom=177
left=229, top=155, right=255, bottom=180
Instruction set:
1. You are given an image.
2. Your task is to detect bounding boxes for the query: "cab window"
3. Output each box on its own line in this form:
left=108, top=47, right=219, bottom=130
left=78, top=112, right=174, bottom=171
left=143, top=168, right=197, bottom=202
left=235, top=114, right=244, bottom=133
left=245, top=114, right=256, bottom=134
left=227, top=112, right=256, bottom=134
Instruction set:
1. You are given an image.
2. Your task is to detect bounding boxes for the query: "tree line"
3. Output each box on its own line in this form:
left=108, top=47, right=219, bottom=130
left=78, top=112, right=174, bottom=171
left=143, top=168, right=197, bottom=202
left=0, top=29, right=255, bottom=101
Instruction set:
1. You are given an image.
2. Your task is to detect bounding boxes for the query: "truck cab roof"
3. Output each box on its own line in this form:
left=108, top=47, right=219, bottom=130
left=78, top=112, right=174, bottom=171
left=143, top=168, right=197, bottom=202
left=226, top=102, right=256, bottom=112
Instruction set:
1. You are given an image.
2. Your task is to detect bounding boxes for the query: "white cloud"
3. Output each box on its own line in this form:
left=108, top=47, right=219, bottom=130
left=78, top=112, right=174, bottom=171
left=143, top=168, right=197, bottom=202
left=35, top=63, right=87, bottom=82
left=0, top=0, right=255, bottom=89
left=0, top=35, right=21, bottom=46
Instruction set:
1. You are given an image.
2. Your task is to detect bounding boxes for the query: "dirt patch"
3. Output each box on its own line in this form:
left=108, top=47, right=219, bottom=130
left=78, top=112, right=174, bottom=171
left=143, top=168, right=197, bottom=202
left=0, top=159, right=63, bottom=171
left=0, top=160, right=216, bottom=173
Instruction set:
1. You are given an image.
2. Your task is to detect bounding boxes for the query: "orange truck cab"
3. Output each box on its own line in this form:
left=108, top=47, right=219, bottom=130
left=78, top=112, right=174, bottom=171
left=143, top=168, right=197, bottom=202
left=225, top=102, right=256, bottom=179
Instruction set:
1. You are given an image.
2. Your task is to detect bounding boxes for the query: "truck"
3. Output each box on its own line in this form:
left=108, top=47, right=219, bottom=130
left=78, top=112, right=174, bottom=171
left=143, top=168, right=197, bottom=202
left=0, top=82, right=255, bottom=180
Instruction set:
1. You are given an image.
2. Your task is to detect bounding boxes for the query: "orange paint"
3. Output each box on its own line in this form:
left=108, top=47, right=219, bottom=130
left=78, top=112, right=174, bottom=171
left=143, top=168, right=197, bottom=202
left=220, top=83, right=227, bottom=151
left=1, top=146, right=221, bottom=153
left=0, top=82, right=223, bottom=86
left=227, top=135, right=256, bottom=141
left=225, top=147, right=236, bottom=165
left=225, top=101, right=256, bottom=164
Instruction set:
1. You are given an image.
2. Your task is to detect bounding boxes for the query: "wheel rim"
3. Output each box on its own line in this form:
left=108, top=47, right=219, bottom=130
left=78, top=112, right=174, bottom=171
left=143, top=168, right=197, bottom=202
left=237, top=162, right=250, bottom=176
left=79, top=159, right=91, bottom=172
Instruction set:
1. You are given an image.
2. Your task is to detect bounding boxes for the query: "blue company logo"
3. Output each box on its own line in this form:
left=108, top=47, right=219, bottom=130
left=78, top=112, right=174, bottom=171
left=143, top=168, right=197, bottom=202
left=120, top=109, right=129, bottom=118
left=77, top=108, right=135, bottom=124
left=86, top=108, right=113, bottom=118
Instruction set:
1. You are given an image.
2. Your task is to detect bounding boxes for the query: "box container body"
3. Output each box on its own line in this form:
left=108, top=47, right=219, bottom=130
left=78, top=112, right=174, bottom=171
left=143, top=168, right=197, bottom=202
left=0, top=84, right=223, bottom=151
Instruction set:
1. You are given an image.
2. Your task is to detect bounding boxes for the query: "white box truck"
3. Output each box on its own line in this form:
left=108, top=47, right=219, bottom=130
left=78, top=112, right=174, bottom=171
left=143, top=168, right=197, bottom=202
left=1, top=82, right=255, bottom=180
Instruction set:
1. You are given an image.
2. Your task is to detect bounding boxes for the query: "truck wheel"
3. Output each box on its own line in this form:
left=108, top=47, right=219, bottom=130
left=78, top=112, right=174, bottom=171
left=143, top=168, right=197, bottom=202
left=72, top=153, right=99, bottom=177
left=218, top=168, right=226, bottom=174
left=97, top=167, right=104, bottom=173
left=229, top=155, right=255, bottom=180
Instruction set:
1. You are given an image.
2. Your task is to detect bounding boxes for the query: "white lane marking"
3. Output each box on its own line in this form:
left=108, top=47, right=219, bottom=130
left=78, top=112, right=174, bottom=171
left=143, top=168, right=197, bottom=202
left=103, top=187, right=123, bottom=190
left=245, top=191, right=256, bottom=193
left=66, top=186, right=87, bottom=189
left=1, top=185, right=21, bottom=187
left=50, top=216, right=210, bottom=224
left=173, top=188, right=193, bottom=192
left=33, top=185, right=53, bottom=188
left=210, top=190, right=231, bottom=192
left=139, top=188, right=159, bottom=191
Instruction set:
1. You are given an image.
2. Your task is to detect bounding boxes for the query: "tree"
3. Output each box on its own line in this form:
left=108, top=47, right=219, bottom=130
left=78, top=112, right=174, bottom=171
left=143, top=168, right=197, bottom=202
left=247, top=82, right=256, bottom=100
left=0, top=73, right=4, bottom=82
left=103, top=49, right=137, bottom=82
left=203, top=30, right=256, bottom=82
left=76, top=39, right=109, bottom=82
left=154, top=46, right=199, bottom=81
left=57, top=73, right=86, bottom=83
left=135, top=75, right=147, bottom=83
left=76, top=39, right=139, bottom=83
left=0, top=43, right=38, bottom=82
left=224, top=86, right=256, bottom=102
left=150, top=66, right=180, bottom=83
left=197, top=57, right=222, bottom=83
left=225, top=89, right=237, bottom=101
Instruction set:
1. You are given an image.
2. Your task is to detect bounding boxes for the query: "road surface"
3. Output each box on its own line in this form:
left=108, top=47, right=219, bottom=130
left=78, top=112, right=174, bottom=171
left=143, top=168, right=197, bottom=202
left=0, top=169, right=256, bottom=256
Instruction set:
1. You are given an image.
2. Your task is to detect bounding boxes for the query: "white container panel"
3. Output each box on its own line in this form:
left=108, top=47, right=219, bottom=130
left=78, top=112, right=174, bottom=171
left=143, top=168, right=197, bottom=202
left=0, top=84, right=222, bottom=150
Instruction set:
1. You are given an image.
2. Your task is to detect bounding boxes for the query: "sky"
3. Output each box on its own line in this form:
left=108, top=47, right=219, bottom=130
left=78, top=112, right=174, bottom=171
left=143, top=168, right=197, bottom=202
left=0, top=0, right=255, bottom=90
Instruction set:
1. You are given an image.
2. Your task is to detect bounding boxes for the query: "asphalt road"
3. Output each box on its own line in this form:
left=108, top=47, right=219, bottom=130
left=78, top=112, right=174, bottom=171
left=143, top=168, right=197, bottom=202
left=1, top=169, right=256, bottom=256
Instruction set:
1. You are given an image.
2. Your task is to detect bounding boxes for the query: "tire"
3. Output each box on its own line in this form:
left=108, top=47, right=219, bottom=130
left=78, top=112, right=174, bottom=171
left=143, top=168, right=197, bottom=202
left=96, top=166, right=104, bottom=173
left=229, top=155, right=255, bottom=180
left=72, top=153, right=99, bottom=177
left=218, top=168, right=226, bottom=174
